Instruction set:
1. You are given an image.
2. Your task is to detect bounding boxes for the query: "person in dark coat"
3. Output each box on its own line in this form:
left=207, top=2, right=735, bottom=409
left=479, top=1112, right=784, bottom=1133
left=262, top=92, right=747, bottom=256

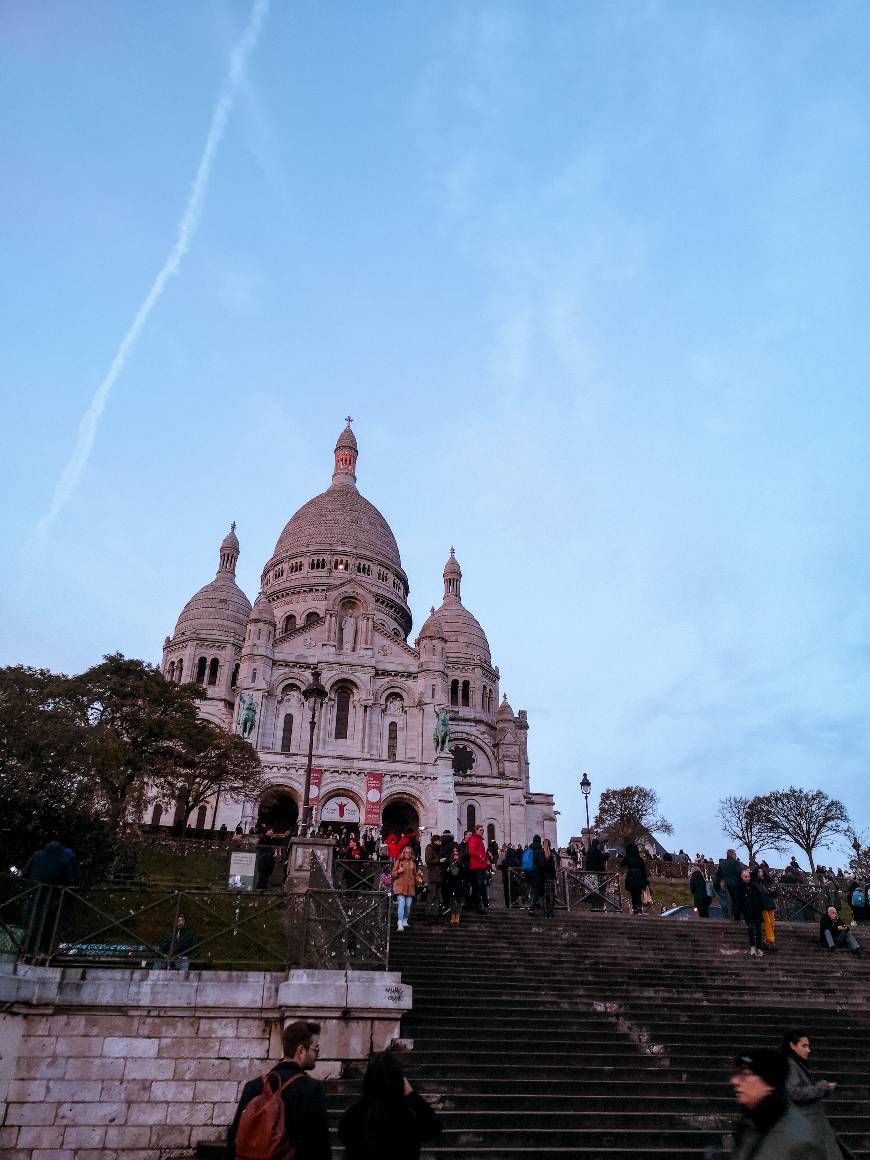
left=714, top=849, right=745, bottom=921
left=819, top=907, right=861, bottom=955
left=689, top=863, right=711, bottom=918
left=228, top=1020, right=330, bottom=1160
left=423, top=834, right=444, bottom=919
left=22, top=841, right=75, bottom=887
left=621, top=842, right=649, bottom=915
left=338, top=1050, right=441, bottom=1160
left=157, top=913, right=198, bottom=970
left=540, top=838, right=559, bottom=918
left=753, top=865, right=779, bottom=951
left=737, top=867, right=765, bottom=957
left=256, top=830, right=277, bottom=889
left=729, top=1047, right=824, bottom=1160
left=443, top=847, right=467, bottom=925
left=781, top=1030, right=853, bottom=1160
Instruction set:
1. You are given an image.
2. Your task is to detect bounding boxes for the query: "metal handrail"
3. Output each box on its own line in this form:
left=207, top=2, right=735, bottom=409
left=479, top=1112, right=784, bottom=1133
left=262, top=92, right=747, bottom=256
left=0, top=873, right=390, bottom=971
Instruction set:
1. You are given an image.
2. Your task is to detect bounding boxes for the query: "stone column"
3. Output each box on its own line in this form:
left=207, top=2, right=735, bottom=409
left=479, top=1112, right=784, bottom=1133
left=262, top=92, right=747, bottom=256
left=435, top=751, right=458, bottom=836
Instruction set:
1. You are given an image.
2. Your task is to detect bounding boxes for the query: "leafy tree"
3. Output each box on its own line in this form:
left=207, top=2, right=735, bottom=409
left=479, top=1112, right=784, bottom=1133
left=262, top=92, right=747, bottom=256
left=156, top=720, right=265, bottom=834
left=717, top=795, right=785, bottom=863
left=755, top=787, right=851, bottom=874
left=0, top=666, right=117, bottom=880
left=593, top=786, right=673, bottom=845
left=64, top=653, right=206, bottom=828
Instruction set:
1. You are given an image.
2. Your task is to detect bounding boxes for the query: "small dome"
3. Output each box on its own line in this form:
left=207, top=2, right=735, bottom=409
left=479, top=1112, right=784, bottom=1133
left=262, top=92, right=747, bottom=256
left=438, top=602, right=491, bottom=664
left=418, top=607, right=446, bottom=640
left=249, top=592, right=275, bottom=625
left=443, top=547, right=461, bottom=578
left=174, top=573, right=251, bottom=641
left=221, top=523, right=239, bottom=552
left=497, top=694, right=514, bottom=720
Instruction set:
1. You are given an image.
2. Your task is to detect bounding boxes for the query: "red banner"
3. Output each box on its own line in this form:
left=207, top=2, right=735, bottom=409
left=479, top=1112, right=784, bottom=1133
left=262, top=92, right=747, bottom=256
left=309, top=768, right=323, bottom=819
left=364, top=772, right=383, bottom=826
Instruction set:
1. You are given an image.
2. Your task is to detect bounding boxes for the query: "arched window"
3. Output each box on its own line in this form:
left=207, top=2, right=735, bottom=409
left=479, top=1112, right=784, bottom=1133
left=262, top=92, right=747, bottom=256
left=305, top=611, right=319, bottom=626
left=151, top=803, right=163, bottom=827
left=466, top=803, right=476, bottom=832
left=487, top=823, right=496, bottom=846
left=281, top=713, right=294, bottom=752
left=168, top=661, right=175, bottom=682
left=176, top=658, right=183, bottom=681
left=252, top=668, right=258, bottom=683
left=195, top=805, right=208, bottom=830
left=207, top=658, right=219, bottom=686
left=195, top=656, right=207, bottom=685
left=461, top=680, right=470, bottom=707
left=231, top=663, right=239, bottom=689
left=450, top=679, right=459, bottom=706
left=387, top=721, right=398, bottom=761
left=283, top=614, right=296, bottom=634
left=334, top=688, right=351, bottom=740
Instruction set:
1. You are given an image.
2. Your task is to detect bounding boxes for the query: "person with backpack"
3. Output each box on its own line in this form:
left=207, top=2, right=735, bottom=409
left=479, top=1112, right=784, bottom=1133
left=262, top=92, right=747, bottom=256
left=522, top=836, right=543, bottom=913
left=227, top=1019, right=330, bottom=1160
left=848, top=881, right=869, bottom=923
left=338, top=1050, right=442, bottom=1160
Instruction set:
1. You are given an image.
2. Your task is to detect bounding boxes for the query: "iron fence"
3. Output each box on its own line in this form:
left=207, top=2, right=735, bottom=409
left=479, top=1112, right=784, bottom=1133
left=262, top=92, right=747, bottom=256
left=0, top=869, right=391, bottom=971
left=501, top=866, right=622, bottom=912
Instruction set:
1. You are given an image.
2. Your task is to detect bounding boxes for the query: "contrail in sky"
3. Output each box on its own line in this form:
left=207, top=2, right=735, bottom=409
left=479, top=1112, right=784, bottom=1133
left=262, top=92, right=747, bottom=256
left=36, top=0, right=270, bottom=539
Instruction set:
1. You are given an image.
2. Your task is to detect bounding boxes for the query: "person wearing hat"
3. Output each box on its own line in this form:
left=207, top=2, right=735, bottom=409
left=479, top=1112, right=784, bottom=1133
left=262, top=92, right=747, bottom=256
left=730, top=1048, right=824, bottom=1160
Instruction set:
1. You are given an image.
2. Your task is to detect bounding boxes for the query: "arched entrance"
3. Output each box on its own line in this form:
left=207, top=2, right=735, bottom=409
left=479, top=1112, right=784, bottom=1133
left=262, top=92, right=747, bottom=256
left=257, top=788, right=299, bottom=834
left=319, top=792, right=361, bottom=840
left=381, top=797, right=419, bottom=837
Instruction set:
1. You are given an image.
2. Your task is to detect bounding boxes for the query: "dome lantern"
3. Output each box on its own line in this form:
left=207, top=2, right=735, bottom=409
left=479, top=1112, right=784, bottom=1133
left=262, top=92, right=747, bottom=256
left=332, top=416, right=358, bottom=488
left=443, top=547, right=462, bottom=601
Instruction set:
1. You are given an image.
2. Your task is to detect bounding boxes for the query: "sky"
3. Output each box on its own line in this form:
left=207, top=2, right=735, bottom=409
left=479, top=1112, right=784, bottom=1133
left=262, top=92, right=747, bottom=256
left=2, top=1, right=870, bottom=865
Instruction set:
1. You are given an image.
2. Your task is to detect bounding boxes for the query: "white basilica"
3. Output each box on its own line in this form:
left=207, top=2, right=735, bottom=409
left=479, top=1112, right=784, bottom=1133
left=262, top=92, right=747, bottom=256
left=160, top=421, right=557, bottom=845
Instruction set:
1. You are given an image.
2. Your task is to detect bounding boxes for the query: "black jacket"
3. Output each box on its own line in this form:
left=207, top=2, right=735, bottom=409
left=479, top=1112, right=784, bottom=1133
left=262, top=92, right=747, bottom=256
left=227, top=1062, right=331, bottom=1160
left=738, top=880, right=764, bottom=922
left=731, top=1089, right=824, bottom=1160
left=621, top=852, right=648, bottom=890
left=584, top=847, right=607, bottom=873
left=23, top=842, right=74, bottom=886
left=689, top=870, right=708, bottom=901
left=818, top=912, right=849, bottom=946
left=442, top=860, right=467, bottom=903
left=338, top=1089, right=441, bottom=1160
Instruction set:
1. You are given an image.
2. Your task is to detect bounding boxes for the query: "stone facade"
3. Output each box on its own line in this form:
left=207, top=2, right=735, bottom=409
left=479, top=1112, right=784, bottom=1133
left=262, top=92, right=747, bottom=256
left=159, top=422, right=557, bottom=844
left=0, top=964, right=410, bottom=1159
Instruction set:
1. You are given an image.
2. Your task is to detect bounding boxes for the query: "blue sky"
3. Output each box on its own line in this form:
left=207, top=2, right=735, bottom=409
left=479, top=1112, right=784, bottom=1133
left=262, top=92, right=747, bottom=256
left=3, top=1, right=869, bottom=863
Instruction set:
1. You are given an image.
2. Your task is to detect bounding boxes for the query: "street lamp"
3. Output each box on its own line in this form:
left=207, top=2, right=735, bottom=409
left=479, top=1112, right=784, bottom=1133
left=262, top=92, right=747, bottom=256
left=580, top=772, right=592, bottom=843
left=300, top=666, right=327, bottom=834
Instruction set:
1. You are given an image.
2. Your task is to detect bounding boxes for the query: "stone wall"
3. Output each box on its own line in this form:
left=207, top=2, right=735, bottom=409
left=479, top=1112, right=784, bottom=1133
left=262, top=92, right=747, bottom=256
left=0, top=964, right=411, bottom=1160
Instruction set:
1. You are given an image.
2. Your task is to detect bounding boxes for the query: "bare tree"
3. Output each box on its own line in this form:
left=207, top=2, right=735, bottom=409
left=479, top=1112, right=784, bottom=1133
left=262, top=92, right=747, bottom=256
left=594, top=786, right=673, bottom=846
left=846, top=830, right=870, bottom=881
left=756, top=787, right=851, bottom=874
left=717, top=795, right=785, bottom=863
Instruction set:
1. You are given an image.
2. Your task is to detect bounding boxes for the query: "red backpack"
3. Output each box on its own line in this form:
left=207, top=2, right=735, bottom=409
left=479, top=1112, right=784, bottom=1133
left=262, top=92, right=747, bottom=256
left=234, top=1071, right=302, bottom=1160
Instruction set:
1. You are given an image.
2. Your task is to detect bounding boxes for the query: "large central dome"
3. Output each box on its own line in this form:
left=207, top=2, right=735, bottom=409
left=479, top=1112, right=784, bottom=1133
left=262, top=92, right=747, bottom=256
left=269, top=422, right=403, bottom=573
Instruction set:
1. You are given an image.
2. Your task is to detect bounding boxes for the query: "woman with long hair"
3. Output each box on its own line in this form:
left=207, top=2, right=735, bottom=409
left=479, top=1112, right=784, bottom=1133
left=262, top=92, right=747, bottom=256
left=392, top=846, right=419, bottom=932
left=781, top=1030, right=852, bottom=1159
left=753, top=864, right=778, bottom=951
left=338, top=1050, right=442, bottom=1160
left=541, top=838, right=558, bottom=918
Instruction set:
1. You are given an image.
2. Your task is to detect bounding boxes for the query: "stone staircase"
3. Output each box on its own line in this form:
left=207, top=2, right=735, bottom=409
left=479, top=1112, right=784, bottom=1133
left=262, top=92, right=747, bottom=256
left=327, top=908, right=870, bottom=1159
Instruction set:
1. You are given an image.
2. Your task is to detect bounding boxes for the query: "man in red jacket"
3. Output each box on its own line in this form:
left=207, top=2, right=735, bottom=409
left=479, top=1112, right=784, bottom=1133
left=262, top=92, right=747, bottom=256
left=467, top=825, right=491, bottom=914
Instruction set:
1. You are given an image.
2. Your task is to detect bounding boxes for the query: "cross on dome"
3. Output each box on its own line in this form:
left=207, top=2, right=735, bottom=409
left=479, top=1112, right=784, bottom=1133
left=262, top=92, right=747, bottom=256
left=345, top=415, right=353, bottom=426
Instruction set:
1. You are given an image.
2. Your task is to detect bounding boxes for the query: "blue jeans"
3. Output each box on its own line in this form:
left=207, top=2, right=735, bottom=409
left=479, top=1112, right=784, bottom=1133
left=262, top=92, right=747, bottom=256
left=397, top=895, right=413, bottom=925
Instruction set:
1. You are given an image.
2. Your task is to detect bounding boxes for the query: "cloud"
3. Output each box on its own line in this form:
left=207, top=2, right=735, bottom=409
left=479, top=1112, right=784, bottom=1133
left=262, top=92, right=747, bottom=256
left=35, top=0, right=270, bottom=541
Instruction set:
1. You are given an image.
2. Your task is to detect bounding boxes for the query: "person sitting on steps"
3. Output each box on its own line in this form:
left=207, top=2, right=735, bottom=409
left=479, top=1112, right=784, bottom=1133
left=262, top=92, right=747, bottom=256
left=819, top=906, right=861, bottom=955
